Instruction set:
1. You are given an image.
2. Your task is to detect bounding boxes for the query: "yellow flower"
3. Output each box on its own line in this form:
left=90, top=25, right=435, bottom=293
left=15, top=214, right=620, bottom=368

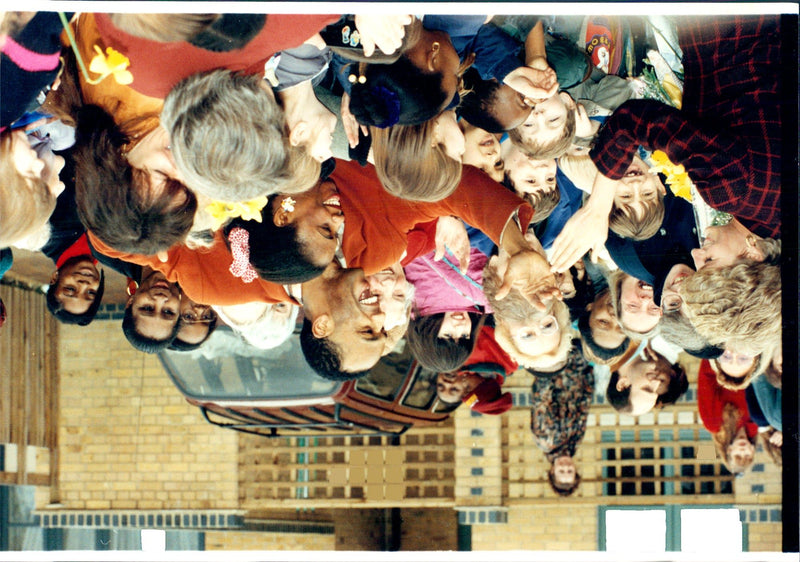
left=649, top=150, right=693, bottom=202
left=205, top=197, right=269, bottom=231
left=88, top=46, right=133, bottom=85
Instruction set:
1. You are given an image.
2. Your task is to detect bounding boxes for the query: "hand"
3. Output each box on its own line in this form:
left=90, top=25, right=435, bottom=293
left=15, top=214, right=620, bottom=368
left=434, top=216, right=470, bottom=273
left=503, top=66, right=558, bottom=104
left=354, top=14, right=413, bottom=57
left=340, top=92, right=368, bottom=149
left=492, top=249, right=562, bottom=310
left=769, top=430, right=783, bottom=448
left=574, top=103, right=594, bottom=138
left=549, top=205, right=609, bottom=273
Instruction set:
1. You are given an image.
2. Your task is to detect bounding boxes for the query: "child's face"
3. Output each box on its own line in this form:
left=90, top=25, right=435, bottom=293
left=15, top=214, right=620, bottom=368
left=516, top=92, right=571, bottom=148
left=51, top=257, right=101, bottom=315
left=505, top=146, right=557, bottom=197
left=11, top=130, right=66, bottom=198
left=612, top=155, right=665, bottom=217
left=433, top=110, right=465, bottom=162
left=177, top=293, right=217, bottom=345
left=437, top=311, right=472, bottom=340
left=436, top=371, right=479, bottom=403
left=588, top=290, right=626, bottom=350
left=128, top=269, right=182, bottom=341
left=461, top=122, right=504, bottom=182
left=489, top=84, right=533, bottom=131
left=619, top=276, right=661, bottom=335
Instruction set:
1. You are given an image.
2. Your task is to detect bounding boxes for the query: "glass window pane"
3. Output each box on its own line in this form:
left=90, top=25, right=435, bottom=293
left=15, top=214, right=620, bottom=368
left=680, top=508, right=743, bottom=553
left=605, top=509, right=666, bottom=553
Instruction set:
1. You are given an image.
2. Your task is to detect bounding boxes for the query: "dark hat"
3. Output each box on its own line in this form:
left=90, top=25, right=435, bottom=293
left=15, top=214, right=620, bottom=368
left=463, top=378, right=512, bottom=415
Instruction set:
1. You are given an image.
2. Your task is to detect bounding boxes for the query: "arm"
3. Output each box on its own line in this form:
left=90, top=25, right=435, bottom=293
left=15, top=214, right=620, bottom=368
left=590, top=99, right=755, bottom=217
left=696, top=360, right=721, bottom=433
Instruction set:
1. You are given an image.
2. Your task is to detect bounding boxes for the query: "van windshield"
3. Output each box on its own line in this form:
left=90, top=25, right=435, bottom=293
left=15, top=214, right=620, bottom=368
left=159, top=326, right=340, bottom=401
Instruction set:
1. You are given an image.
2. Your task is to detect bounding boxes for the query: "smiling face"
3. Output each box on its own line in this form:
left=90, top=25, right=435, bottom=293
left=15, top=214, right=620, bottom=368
left=438, top=311, right=472, bottom=341
left=176, top=293, right=217, bottom=345
left=505, top=147, right=557, bottom=197
left=433, top=110, right=466, bottom=162
left=51, top=256, right=101, bottom=315
left=127, top=269, right=181, bottom=341
left=619, top=275, right=662, bottom=335
left=275, top=179, right=344, bottom=266
left=303, top=261, right=388, bottom=373
left=506, top=312, right=561, bottom=358
left=717, top=347, right=757, bottom=379
left=588, top=290, right=626, bottom=350
left=727, top=426, right=755, bottom=473
left=691, top=223, right=752, bottom=271
left=366, top=262, right=411, bottom=331
left=460, top=121, right=504, bottom=182
left=612, top=155, right=665, bottom=218
left=552, top=455, right=577, bottom=487
left=516, top=92, right=571, bottom=147
left=660, top=263, right=695, bottom=313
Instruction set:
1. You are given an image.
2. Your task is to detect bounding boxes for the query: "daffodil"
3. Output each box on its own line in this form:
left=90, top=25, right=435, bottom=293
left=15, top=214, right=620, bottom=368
left=205, top=197, right=269, bottom=231
left=88, top=46, right=133, bottom=85
left=649, top=150, right=693, bottom=202
left=58, top=12, right=133, bottom=86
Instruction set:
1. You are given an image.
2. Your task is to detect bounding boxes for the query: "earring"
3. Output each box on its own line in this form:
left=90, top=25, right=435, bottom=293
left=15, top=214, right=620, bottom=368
left=280, top=197, right=296, bottom=213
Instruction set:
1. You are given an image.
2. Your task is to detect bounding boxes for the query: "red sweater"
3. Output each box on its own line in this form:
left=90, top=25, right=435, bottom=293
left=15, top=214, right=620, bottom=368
left=697, top=359, right=757, bottom=439
left=331, top=160, right=533, bottom=275
left=94, top=13, right=339, bottom=99
left=461, top=325, right=518, bottom=384
left=88, top=231, right=293, bottom=307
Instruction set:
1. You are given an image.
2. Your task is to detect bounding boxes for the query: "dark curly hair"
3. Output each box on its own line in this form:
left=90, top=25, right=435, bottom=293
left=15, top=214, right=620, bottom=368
left=46, top=266, right=105, bottom=326
left=122, top=305, right=180, bottom=354
left=223, top=194, right=327, bottom=284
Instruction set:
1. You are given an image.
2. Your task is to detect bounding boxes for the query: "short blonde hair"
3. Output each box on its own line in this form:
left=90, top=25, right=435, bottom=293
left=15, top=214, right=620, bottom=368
left=483, top=261, right=574, bottom=370
left=371, top=119, right=462, bottom=202
left=680, top=261, right=781, bottom=356
left=609, top=198, right=666, bottom=241
left=0, top=133, right=57, bottom=248
left=508, top=104, right=576, bottom=160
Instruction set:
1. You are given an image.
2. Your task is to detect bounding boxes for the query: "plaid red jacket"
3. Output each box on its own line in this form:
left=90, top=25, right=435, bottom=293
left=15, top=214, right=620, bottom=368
left=591, top=16, right=782, bottom=239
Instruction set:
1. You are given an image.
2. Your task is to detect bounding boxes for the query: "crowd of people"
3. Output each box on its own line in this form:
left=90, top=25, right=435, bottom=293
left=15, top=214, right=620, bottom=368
left=0, top=12, right=784, bottom=497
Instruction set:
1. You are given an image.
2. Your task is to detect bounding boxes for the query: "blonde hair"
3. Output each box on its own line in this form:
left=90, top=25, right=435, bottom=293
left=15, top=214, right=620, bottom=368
left=508, top=104, right=576, bottom=160
left=108, top=13, right=220, bottom=43
left=558, top=154, right=597, bottom=192
left=609, top=198, right=666, bottom=241
left=0, top=133, right=57, bottom=248
left=680, top=261, right=781, bottom=356
left=713, top=403, right=756, bottom=474
left=607, top=270, right=660, bottom=340
left=371, top=119, right=462, bottom=202
left=483, top=261, right=574, bottom=369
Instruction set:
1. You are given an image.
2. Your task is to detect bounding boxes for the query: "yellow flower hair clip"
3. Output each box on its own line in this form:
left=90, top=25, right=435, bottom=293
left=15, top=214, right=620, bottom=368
left=59, top=12, right=133, bottom=85
left=206, top=196, right=269, bottom=232
left=649, top=150, right=693, bottom=202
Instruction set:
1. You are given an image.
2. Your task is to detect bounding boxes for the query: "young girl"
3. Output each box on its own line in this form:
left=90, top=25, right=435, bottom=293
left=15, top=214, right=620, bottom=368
left=697, top=358, right=758, bottom=474
left=405, top=221, right=491, bottom=372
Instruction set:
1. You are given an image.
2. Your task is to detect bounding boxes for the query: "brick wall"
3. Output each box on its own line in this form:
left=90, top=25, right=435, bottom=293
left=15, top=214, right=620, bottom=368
left=205, top=530, right=334, bottom=550
left=55, top=319, right=239, bottom=510
left=470, top=504, right=597, bottom=551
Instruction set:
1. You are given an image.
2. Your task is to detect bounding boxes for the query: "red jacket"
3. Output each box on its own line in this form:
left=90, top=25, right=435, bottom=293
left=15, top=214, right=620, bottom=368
left=93, top=13, right=339, bottom=99
left=697, top=359, right=757, bottom=439
left=88, top=231, right=293, bottom=307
